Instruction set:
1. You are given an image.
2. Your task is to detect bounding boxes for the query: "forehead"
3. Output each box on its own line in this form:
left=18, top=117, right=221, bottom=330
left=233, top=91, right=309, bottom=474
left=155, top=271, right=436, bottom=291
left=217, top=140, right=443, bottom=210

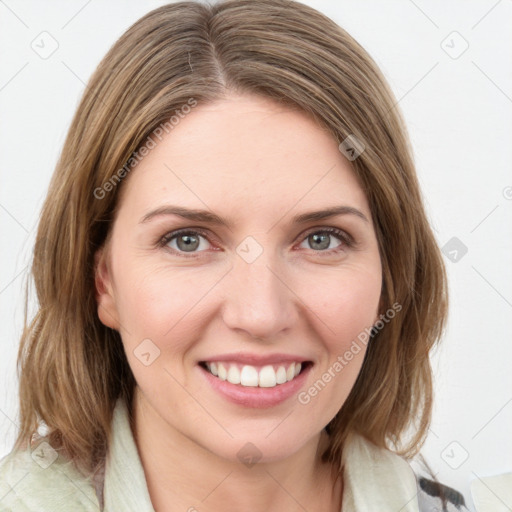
left=118, top=93, right=370, bottom=222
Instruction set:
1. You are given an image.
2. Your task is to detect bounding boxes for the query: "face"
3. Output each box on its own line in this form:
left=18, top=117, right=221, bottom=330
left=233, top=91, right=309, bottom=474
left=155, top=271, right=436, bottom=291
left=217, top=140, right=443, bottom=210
left=95, top=93, right=382, bottom=463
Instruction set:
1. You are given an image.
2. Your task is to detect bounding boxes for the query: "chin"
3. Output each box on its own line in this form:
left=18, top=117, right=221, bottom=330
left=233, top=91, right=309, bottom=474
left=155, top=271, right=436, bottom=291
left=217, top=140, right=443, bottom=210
left=198, top=424, right=322, bottom=467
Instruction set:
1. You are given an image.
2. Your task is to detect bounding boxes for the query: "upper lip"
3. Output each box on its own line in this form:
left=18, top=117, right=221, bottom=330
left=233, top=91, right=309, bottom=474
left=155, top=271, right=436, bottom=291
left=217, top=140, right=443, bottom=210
left=200, top=352, right=312, bottom=366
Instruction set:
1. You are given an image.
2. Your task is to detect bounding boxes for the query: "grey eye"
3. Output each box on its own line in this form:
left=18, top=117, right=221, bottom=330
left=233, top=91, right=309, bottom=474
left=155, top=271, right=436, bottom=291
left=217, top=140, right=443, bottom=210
left=166, top=232, right=210, bottom=253
left=300, top=232, right=343, bottom=251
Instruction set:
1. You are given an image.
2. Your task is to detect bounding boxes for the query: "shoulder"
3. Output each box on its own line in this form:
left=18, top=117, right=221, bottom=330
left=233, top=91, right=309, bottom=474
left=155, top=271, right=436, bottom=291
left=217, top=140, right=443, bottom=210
left=0, top=441, right=99, bottom=512
left=342, top=433, right=470, bottom=512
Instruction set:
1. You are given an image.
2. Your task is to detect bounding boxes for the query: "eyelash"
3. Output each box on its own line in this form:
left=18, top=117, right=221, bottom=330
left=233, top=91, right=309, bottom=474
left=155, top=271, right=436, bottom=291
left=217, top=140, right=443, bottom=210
left=157, top=227, right=355, bottom=259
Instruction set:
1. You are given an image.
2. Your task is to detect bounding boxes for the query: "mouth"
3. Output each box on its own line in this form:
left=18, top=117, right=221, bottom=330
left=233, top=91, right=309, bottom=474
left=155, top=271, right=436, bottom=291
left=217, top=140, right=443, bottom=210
left=199, top=360, right=312, bottom=388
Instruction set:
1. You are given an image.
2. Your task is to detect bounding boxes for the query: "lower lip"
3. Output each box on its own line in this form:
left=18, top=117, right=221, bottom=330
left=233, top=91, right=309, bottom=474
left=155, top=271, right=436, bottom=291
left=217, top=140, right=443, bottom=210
left=199, top=364, right=312, bottom=408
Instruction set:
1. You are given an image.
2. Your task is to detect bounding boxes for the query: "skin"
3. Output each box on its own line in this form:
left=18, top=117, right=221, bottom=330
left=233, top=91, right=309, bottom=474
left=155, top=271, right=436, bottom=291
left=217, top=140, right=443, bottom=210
left=95, top=93, right=382, bottom=512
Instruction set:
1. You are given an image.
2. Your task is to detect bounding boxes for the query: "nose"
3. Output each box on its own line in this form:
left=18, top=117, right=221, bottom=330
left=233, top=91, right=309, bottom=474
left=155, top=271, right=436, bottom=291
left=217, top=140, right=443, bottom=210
left=220, top=248, right=299, bottom=342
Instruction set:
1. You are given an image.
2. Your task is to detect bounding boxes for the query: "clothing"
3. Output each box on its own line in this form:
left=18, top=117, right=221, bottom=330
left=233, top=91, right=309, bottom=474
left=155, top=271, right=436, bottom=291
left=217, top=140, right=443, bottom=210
left=0, top=398, right=471, bottom=511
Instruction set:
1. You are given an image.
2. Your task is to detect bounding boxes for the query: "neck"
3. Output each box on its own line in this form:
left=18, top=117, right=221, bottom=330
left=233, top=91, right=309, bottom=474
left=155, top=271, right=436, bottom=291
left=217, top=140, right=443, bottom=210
left=131, top=389, right=342, bottom=512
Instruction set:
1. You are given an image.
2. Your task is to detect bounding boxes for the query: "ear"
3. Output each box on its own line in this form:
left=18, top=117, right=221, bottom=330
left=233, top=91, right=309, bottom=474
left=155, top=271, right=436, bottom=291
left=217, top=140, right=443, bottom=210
left=94, top=246, right=120, bottom=331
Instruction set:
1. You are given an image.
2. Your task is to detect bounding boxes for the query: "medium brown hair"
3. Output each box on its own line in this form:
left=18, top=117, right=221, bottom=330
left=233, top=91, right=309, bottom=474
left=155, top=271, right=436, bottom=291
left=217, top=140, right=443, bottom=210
left=15, top=0, right=448, bottom=477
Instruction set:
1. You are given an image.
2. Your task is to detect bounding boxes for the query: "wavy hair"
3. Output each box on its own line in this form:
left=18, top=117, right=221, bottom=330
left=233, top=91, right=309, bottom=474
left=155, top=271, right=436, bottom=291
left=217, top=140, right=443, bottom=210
left=14, top=0, right=448, bottom=477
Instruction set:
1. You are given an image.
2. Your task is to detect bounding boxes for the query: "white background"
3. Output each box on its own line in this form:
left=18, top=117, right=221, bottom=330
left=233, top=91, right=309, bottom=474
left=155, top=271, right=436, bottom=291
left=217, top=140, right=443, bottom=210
left=1, top=1, right=511, bottom=510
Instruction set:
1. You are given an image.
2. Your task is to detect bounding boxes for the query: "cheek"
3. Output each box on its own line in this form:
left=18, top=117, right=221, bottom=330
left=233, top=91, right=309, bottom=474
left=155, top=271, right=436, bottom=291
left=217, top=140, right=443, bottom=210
left=111, top=263, right=215, bottom=400
left=295, top=266, right=381, bottom=417
left=305, top=265, right=382, bottom=347
left=112, top=257, right=225, bottom=349
left=114, top=253, right=381, bottom=346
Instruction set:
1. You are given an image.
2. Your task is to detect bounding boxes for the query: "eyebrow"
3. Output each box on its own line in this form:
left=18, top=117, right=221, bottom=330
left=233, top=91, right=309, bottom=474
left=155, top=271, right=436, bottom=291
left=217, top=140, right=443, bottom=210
left=140, top=205, right=369, bottom=226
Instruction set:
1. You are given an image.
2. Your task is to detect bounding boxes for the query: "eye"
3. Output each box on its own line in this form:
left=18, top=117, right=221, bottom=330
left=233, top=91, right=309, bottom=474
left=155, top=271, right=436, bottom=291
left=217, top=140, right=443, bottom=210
left=158, top=227, right=354, bottom=258
left=297, top=227, right=353, bottom=254
left=160, top=229, right=213, bottom=257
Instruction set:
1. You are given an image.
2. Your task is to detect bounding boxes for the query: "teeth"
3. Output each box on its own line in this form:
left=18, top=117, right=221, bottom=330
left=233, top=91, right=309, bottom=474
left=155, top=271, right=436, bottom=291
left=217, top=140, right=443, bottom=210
left=240, top=365, right=259, bottom=386
left=286, top=364, right=295, bottom=381
left=276, top=366, right=287, bottom=384
left=227, top=365, right=241, bottom=384
left=205, top=361, right=304, bottom=387
left=217, top=363, right=227, bottom=380
left=259, top=365, right=276, bottom=387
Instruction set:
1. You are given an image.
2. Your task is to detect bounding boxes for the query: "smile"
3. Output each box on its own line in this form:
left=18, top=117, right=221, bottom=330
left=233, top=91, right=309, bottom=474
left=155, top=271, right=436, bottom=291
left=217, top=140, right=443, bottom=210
left=201, top=361, right=305, bottom=388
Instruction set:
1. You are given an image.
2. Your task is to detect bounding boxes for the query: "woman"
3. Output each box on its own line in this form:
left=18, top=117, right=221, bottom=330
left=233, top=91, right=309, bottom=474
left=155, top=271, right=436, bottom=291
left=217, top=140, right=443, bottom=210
left=0, top=1, right=467, bottom=510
